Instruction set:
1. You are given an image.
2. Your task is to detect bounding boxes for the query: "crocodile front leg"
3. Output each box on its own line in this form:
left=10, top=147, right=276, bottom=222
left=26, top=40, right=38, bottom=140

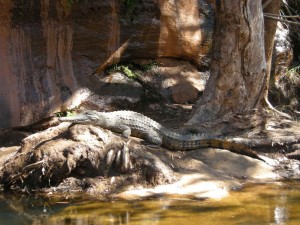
left=113, top=125, right=131, bottom=138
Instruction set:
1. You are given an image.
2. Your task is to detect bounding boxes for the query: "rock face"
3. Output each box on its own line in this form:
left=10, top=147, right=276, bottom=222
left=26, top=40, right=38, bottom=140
left=273, top=23, right=293, bottom=81
left=136, top=58, right=207, bottom=103
left=0, top=0, right=214, bottom=128
left=92, top=72, right=144, bottom=108
left=269, top=22, right=300, bottom=115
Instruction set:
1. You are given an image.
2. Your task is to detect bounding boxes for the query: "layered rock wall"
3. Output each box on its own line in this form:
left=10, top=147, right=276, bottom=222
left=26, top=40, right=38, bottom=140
left=0, top=0, right=214, bottom=128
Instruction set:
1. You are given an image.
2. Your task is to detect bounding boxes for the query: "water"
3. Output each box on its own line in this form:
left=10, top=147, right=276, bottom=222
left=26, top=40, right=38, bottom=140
left=0, top=181, right=300, bottom=225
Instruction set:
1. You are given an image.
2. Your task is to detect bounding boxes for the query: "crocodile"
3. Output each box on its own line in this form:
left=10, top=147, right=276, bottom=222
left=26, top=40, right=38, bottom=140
left=58, top=110, right=265, bottom=161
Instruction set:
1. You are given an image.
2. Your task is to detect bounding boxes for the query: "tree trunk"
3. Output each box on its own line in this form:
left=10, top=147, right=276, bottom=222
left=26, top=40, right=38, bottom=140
left=188, top=0, right=267, bottom=124
left=263, top=0, right=281, bottom=89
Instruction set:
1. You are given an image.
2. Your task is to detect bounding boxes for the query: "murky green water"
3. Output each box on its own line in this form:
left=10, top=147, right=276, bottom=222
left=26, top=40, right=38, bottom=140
left=0, top=181, right=300, bottom=225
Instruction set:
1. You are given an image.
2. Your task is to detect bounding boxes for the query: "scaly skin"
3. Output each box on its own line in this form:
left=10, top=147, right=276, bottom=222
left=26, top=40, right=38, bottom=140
left=59, top=110, right=261, bottom=160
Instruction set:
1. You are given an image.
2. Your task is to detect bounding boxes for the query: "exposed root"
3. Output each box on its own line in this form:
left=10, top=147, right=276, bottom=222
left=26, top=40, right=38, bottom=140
left=264, top=96, right=293, bottom=119
left=230, top=135, right=300, bottom=151
left=0, top=104, right=299, bottom=194
left=20, top=122, right=71, bottom=153
left=0, top=124, right=175, bottom=192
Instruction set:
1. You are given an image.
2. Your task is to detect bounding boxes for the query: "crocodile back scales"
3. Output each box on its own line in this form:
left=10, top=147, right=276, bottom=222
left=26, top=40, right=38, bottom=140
left=59, top=110, right=260, bottom=159
left=94, top=111, right=259, bottom=159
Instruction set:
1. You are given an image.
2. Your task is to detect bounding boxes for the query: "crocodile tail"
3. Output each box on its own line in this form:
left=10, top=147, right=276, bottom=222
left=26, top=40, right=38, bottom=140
left=199, top=139, right=261, bottom=160
left=162, top=132, right=261, bottom=161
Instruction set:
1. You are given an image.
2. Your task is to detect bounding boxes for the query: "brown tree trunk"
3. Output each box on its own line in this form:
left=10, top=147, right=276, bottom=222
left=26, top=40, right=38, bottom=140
left=263, top=0, right=284, bottom=111
left=263, top=0, right=281, bottom=83
left=188, top=0, right=267, bottom=124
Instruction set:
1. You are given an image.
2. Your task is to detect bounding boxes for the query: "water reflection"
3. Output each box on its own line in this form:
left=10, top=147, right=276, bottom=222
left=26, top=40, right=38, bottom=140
left=273, top=191, right=289, bottom=224
left=0, top=181, right=300, bottom=225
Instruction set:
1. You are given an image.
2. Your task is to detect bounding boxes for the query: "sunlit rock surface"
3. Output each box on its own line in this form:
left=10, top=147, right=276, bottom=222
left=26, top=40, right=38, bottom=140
left=0, top=0, right=214, bottom=128
left=269, top=22, right=300, bottom=114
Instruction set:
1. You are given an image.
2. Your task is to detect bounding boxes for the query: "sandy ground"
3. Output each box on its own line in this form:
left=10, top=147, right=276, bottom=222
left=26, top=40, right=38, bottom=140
left=115, top=146, right=278, bottom=200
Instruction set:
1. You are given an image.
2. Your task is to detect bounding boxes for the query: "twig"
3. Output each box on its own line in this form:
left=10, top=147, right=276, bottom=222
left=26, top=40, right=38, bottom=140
left=264, top=15, right=300, bottom=26
left=262, top=0, right=273, bottom=9
left=22, top=160, right=45, bottom=171
left=264, top=13, right=300, bottom=19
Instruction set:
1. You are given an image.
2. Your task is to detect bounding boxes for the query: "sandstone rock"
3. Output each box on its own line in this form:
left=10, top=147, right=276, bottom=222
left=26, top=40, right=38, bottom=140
left=269, top=22, right=300, bottom=115
left=170, top=83, right=199, bottom=104
left=93, top=72, right=143, bottom=106
left=137, top=58, right=207, bottom=103
left=0, top=0, right=214, bottom=128
left=273, top=22, right=293, bottom=78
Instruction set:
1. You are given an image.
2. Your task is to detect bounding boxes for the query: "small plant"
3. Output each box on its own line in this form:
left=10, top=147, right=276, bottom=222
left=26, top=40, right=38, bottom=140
left=107, top=64, right=122, bottom=73
left=55, top=109, right=77, bottom=117
left=106, top=63, right=139, bottom=79
left=122, top=65, right=138, bottom=79
left=67, top=0, right=81, bottom=8
left=121, top=0, right=142, bottom=21
left=141, top=62, right=158, bottom=71
left=106, top=61, right=158, bottom=80
left=287, top=65, right=300, bottom=74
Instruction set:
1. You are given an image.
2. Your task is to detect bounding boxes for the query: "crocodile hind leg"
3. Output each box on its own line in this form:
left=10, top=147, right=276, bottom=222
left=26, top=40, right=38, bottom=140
left=145, top=131, right=163, bottom=148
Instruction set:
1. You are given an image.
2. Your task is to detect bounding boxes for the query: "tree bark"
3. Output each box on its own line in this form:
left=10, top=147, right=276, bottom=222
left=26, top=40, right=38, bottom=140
left=263, top=0, right=281, bottom=87
left=188, top=0, right=267, bottom=124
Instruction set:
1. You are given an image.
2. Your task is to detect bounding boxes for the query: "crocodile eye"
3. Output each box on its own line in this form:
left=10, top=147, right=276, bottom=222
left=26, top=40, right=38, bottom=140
left=89, top=115, right=98, bottom=121
left=84, top=111, right=95, bottom=117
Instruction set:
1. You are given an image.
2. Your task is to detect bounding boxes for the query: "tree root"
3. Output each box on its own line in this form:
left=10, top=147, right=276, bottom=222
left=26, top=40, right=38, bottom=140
left=264, top=97, right=293, bottom=119
left=0, top=124, right=175, bottom=192
left=229, top=135, right=300, bottom=152
left=0, top=107, right=299, bottom=193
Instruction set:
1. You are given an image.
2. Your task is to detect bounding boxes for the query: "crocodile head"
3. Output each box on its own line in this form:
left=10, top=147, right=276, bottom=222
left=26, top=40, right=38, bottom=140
left=58, top=110, right=100, bottom=125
